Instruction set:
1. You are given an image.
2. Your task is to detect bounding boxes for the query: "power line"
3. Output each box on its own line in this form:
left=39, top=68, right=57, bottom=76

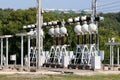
left=98, top=0, right=119, bottom=3
left=98, top=7, right=120, bottom=11
left=97, top=0, right=120, bottom=7
left=98, top=7, right=120, bottom=13
left=97, top=0, right=120, bottom=13
left=98, top=4, right=120, bottom=10
left=97, top=3, right=120, bottom=11
left=98, top=2, right=120, bottom=8
left=82, top=0, right=120, bottom=13
left=97, top=0, right=110, bottom=3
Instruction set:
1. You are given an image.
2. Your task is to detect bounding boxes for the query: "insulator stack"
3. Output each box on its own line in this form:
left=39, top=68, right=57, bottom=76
left=65, top=34, right=69, bottom=45
left=56, top=37, right=59, bottom=45
left=77, top=35, right=80, bottom=44
left=82, top=35, right=84, bottom=44
left=96, top=34, right=98, bottom=45
left=84, top=34, right=87, bottom=44
left=61, top=36, right=64, bottom=45
left=51, top=37, right=54, bottom=45
left=91, top=34, right=94, bottom=44
left=89, top=34, right=91, bottom=44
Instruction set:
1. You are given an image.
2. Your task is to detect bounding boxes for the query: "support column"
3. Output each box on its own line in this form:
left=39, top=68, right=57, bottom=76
left=111, top=45, right=114, bottom=68
left=28, top=36, right=31, bottom=68
left=77, top=35, right=80, bottom=44
left=1, top=38, right=3, bottom=66
left=6, top=38, right=8, bottom=67
left=89, top=34, right=91, bottom=44
left=21, top=36, right=24, bottom=71
left=65, top=34, right=68, bottom=45
left=117, top=48, right=119, bottom=65
left=110, top=45, right=112, bottom=65
left=56, top=37, right=59, bottom=45
left=82, top=35, right=84, bottom=44
left=84, top=34, right=86, bottom=44
left=36, top=0, right=42, bottom=69
left=91, top=34, right=94, bottom=44
left=96, top=34, right=98, bottom=49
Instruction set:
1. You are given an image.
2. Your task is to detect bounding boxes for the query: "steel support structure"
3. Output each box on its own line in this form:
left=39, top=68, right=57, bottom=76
left=0, top=38, right=3, bottom=66
left=117, top=48, right=119, bottom=65
left=21, top=36, right=24, bottom=71
left=6, top=38, right=8, bottom=67
left=28, top=36, right=31, bottom=68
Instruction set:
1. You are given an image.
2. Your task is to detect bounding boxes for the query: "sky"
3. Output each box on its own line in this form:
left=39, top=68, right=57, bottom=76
left=0, top=0, right=120, bottom=12
left=0, top=0, right=91, bottom=10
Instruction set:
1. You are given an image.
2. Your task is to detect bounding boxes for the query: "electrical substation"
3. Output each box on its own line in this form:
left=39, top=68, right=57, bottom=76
left=0, top=0, right=120, bottom=72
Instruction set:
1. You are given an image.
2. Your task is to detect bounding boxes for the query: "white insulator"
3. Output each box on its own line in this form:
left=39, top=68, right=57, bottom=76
left=74, top=17, right=80, bottom=22
left=27, top=25, right=31, bottom=28
left=30, top=47, right=33, bottom=50
left=53, top=21, right=58, bottom=25
left=82, top=22, right=89, bottom=33
left=43, top=22, right=47, bottom=26
left=34, top=30, right=37, bottom=35
left=60, top=26, right=67, bottom=35
left=111, top=38, right=115, bottom=42
left=99, top=16, right=104, bottom=21
left=31, top=24, right=35, bottom=28
left=54, top=26, right=60, bottom=35
left=42, top=10, right=44, bottom=14
left=74, top=23, right=82, bottom=34
left=81, top=15, right=87, bottom=21
left=27, top=29, right=34, bottom=35
left=48, top=27, right=54, bottom=36
left=23, top=26, right=27, bottom=29
left=48, top=22, right=52, bottom=25
left=68, top=18, right=73, bottom=23
left=89, top=23, right=97, bottom=32
left=40, top=29, right=44, bottom=36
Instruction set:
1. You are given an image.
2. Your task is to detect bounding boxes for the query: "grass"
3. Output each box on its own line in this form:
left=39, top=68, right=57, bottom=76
left=0, top=74, right=120, bottom=80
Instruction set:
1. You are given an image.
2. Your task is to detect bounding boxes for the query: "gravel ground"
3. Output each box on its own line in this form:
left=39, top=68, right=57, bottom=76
left=0, top=68, right=120, bottom=76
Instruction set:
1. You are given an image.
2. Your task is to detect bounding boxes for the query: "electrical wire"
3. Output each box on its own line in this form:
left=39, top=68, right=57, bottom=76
left=98, top=7, right=120, bottom=13
left=81, top=0, right=120, bottom=13
left=97, top=0, right=110, bottom=3
left=97, top=4, right=120, bottom=12
left=97, top=0, right=120, bottom=13
left=97, top=0, right=120, bottom=7
left=98, top=5, right=120, bottom=11
left=98, top=3, right=120, bottom=9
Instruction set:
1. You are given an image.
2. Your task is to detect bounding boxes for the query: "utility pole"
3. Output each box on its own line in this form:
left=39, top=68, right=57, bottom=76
left=92, top=0, right=98, bottom=50
left=91, top=0, right=95, bottom=23
left=94, top=0, right=97, bottom=17
left=92, top=0, right=97, bottom=19
left=36, top=0, right=42, bottom=69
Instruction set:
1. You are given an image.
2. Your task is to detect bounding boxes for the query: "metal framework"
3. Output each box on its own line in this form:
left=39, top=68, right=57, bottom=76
left=0, top=35, right=13, bottom=67
left=106, top=42, right=120, bottom=67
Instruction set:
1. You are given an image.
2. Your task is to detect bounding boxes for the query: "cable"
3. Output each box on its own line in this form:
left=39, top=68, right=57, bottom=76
left=97, top=0, right=120, bottom=7
left=98, top=7, right=120, bottom=13
left=82, top=0, right=120, bottom=13
left=98, top=0, right=119, bottom=3
left=98, top=4, right=120, bottom=11
left=81, top=0, right=120, bottom=13
left=97, top=0, right=109, bottom=3
left=98, top=7, right=119, bottom=12
left=98, top=2, right=120, bottom=8
left=97, top=0, right=120, bottom=13
left=97, top=3, right=120, bottom=10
